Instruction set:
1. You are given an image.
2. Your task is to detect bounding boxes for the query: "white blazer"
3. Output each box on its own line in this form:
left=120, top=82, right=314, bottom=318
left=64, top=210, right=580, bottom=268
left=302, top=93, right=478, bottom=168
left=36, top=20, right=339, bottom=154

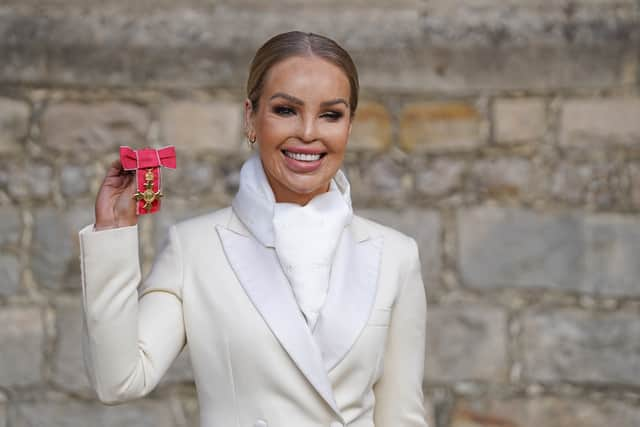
left=79, top=207, right=428, bottom=427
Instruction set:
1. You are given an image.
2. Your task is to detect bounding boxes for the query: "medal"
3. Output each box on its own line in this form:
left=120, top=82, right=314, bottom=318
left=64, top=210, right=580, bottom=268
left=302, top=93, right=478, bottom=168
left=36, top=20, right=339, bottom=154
left=119, top=146, right=177, bottom=215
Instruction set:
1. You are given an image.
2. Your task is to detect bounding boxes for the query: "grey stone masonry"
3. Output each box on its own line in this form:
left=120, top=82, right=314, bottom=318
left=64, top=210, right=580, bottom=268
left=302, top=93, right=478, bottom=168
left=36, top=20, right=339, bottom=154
left=31, top=205, right=94, bottom=290
left=0, top=97, right=29, bottom=154
left=452, top=397, right=640, bottom=427
left=425, top=304, right=508, bottom=383
left=561, top=98, right=640, bottom=146
left=0, top=306, right=43, bottom=387
left=41, top=102, right=150, bottom=155
left=522, top=309, right=640, bottom=387
left=0, top=254, right=20, bottom=297
left=1, top=1, right=637, bottom=92
left=52, top=299, right=93, bottom=396
left=458, top=207, right=640, bottom=297
left=9, top=400, right=177, bottom=427
left=0, top=206, right=20, bottom=247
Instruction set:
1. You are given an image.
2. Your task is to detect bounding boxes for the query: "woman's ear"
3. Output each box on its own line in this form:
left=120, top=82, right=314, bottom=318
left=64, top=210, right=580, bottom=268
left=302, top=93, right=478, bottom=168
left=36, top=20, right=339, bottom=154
left=243, top=99, right=254, bottom=138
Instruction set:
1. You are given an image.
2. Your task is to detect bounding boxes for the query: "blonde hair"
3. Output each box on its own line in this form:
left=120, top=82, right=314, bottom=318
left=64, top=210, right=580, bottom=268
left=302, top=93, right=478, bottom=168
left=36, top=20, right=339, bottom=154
left=246, top=31, right=359, bottom=117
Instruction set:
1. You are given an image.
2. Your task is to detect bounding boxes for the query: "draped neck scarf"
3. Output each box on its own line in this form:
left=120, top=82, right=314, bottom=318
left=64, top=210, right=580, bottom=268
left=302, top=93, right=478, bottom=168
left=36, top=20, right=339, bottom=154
left=232, top=154, right=353, bottom=330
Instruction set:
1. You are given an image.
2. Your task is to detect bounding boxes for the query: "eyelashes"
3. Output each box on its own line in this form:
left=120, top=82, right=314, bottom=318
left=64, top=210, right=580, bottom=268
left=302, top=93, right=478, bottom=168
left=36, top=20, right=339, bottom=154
left=272, top=105, right=344, bottom=121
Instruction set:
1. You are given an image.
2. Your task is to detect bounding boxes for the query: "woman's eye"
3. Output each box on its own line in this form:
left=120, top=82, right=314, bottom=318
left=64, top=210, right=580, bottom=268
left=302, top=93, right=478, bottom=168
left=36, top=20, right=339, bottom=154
left=321, top=111, right=344, bottom=121
left=273, top=106, right=295, bottom=116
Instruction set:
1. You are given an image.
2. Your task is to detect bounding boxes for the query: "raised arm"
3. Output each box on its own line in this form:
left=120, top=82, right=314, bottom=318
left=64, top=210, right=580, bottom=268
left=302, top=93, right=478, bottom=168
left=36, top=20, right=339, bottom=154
left=79, top=160, right=185, bottom=404
left=373, top=237, right=428, bottom=426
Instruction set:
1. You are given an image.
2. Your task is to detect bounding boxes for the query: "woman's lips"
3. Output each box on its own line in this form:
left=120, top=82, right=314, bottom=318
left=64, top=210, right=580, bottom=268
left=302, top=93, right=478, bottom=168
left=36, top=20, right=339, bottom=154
left=281, top=149, right=325, bottom=172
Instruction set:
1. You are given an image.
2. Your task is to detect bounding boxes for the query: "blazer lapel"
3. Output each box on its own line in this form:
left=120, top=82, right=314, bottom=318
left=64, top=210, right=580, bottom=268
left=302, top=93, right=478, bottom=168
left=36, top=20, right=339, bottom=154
left=216, top=224, right=341, bottom=416
left=313, top=225, right=384, bottom=371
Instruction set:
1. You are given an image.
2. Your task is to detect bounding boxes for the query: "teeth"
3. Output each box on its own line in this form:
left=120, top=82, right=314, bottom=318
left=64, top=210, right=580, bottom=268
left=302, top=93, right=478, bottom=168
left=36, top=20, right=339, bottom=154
left=284, top=151, right=322, bottom=162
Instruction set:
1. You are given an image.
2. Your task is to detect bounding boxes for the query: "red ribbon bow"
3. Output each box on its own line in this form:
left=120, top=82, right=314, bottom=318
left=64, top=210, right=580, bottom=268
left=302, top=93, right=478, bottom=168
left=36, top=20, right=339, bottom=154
left=119, top=146, right=177, bottom=215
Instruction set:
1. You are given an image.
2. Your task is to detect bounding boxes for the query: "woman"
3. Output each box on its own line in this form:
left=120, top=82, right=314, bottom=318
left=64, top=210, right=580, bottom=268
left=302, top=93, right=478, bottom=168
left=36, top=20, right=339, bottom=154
left=79, top=31, right=427, bottom=427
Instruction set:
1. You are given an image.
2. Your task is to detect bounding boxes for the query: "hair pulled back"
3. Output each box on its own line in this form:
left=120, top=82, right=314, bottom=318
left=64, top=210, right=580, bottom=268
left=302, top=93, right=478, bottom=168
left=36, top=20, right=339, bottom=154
left=246, top=31, right=359, bottom=117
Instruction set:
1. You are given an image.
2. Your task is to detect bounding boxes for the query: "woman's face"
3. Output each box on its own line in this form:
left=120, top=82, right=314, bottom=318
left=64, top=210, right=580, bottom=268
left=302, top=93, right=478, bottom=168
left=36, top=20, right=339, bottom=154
left=245, top=55, right=352, bottom=205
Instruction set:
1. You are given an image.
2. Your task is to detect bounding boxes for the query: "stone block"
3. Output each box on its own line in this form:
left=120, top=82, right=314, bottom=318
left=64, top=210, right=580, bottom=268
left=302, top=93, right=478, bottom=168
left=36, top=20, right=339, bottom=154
left=459, top=208, right=640, bottom=296
left=60, top=165, right=94, bottom=198
left=0, top=306, right=43, bottom=387
left=630, top=163, right=640, bottom=210
left=458, top=207, right=582, bottom=292
left=0, top=404, right=5, bottom=427
left=522, top=309, right=640, bottom=386
left=9, top=400, right=176, bottom=427
left=348, top=155, right=411, bottom=205
left=31, top=205, right=94, bottom=290
left=561, top=98, right=640, bottom=146
left=415, top=159, right=465, bottom=198
left=41, top=102, right=149, bottom=155
left=424, top=304, right=508, bottom=382
left=6, top=161, right=52, bottom=200
left=452, top=397, right=640, bottom=427
left=52, top=299, right=92, bottom=395
left=469, top=158, right=533, bottom=198
left=159, top=101, right=242, bottom=154
left=0, top=206, right=20, bottom=247
left=581, top=215, right=640, bottom=296
left=348, top=102, right=392, bottom=152
left=0, top=254, right=20, bottom=297
left=493, top=98, right=546, bottom=143
left=400, top=103, right=482, bottom=153
left=355, top=208, right=440, bottom=293
left=0, top=98, right=29, bottom=153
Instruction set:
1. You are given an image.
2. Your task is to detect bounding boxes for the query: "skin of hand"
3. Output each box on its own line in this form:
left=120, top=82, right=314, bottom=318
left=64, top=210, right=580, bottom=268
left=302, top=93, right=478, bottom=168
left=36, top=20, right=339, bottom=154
left=94, top=160, right=138, bottom=231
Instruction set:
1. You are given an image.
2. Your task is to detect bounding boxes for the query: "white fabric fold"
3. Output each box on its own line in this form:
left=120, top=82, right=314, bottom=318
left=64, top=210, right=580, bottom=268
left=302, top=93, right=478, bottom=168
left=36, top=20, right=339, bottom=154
left=232, top=154, right=353, bottom=330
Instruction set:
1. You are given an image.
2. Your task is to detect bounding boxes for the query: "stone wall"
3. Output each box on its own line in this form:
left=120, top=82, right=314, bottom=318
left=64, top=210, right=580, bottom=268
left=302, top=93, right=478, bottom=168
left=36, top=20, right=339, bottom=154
left=1, top=1, right=639, bottom=426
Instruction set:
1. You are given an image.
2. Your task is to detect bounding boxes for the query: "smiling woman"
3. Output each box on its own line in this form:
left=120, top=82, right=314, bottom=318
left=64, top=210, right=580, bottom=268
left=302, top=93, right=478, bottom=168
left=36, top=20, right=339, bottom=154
left=79, top=30, right=428, bottom=427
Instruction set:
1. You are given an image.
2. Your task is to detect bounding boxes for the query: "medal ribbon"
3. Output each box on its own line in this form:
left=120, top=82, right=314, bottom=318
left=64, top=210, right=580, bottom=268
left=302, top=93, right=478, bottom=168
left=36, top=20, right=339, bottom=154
left=119, top=146, right=177, bottom=215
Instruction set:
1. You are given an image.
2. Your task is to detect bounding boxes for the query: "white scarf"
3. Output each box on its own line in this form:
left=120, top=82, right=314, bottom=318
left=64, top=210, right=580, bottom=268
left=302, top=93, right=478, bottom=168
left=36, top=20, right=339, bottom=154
left=232, top=154, right=353, bottom=330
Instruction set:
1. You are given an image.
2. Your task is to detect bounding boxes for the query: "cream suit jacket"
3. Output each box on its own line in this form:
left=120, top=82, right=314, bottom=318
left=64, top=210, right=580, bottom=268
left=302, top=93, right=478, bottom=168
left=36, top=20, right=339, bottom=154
left=79, top=207, right=428, bottom=427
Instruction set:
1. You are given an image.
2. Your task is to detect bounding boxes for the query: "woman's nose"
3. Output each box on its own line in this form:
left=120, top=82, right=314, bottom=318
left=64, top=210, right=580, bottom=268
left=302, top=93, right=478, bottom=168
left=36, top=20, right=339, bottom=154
left=298, top=114, right=318, bottom=142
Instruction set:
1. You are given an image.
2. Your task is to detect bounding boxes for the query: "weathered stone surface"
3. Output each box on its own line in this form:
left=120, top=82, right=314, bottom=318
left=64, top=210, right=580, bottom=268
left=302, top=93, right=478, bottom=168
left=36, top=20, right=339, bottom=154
left=425, top=304, right=508, bottom=382
left=522, top=309, right=640, bottom=386
left=628, top=163, right=640, bottom=210
left=9, top=400, right=176, bottom=427
left=0, top=306, right=43, bottom=387
left=400, top=103, right=482, bottom=152
left=348, top=155, right=411, bottom=204
left=415, top=159, right=465, bottom=198
left=60, top=165, right=93, bottom=198
left=469, top=158, right=533, bottom=198
left=459, top=207, right=582, bottom=292
left=0, top=206, right=20, bottom=247
left=493, top=98, right=546, bottom=143
left=159, top=101, right=242, bottom=154
left=561, top=98, right=640, bottom=146
left=452, top=397, right=640, bottom=427
left=0, top=254, right=20, bottom=297
left=550, top=162, right=592, bottom=204
left=31, top=206, right=94, bottom=290
left=459, top=207, right=640, bottom=296
left=356, top=208, right=440, bottom=293
left=6, top=161, right=52, bottom=200
left=0, top=404, right=5, bottom=427
left=162, top=158, right=224, bottom=203
left=581, top=215, right=640, bottom=296
left=52, top=300, right=92, bottom=395
left=348, top=102, right=392, bottom=151
left=0, top=97, right=29, bottom=153
left=0, top=4, right=635, bottom=92
left=41, top=102, right=149, bottom=155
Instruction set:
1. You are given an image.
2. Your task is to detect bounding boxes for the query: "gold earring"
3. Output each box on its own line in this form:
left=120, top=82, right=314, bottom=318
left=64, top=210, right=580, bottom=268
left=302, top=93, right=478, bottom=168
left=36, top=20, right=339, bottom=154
left=247, top=134, right=256, bottom=149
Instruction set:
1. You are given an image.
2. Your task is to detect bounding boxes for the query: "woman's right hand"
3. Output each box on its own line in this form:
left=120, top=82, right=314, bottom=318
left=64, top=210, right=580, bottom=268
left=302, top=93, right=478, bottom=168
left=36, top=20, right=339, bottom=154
left=94, top=160, right=138, bottom=231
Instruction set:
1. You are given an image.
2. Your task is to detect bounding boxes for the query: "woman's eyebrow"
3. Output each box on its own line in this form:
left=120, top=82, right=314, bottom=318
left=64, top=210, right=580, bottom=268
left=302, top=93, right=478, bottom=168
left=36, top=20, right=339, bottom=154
left=269, top=92, right=349, bottom=108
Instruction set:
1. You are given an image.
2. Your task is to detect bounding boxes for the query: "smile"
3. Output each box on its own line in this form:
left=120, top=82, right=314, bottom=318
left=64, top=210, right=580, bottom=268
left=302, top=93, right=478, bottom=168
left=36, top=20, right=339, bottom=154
left=282, top=150, right=325, bottom=162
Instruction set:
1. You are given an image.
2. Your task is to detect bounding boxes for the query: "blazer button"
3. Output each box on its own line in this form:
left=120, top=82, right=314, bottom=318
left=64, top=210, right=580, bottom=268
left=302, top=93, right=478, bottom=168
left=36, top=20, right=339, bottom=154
left=254, top=420, right=267, bottom=427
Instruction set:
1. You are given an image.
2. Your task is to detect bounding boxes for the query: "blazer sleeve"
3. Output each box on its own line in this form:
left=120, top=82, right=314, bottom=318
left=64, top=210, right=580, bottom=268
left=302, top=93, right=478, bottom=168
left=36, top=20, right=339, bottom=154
left=373, top=237, right=428, bottom=426
left=79, top=223, right=186, bottom=405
